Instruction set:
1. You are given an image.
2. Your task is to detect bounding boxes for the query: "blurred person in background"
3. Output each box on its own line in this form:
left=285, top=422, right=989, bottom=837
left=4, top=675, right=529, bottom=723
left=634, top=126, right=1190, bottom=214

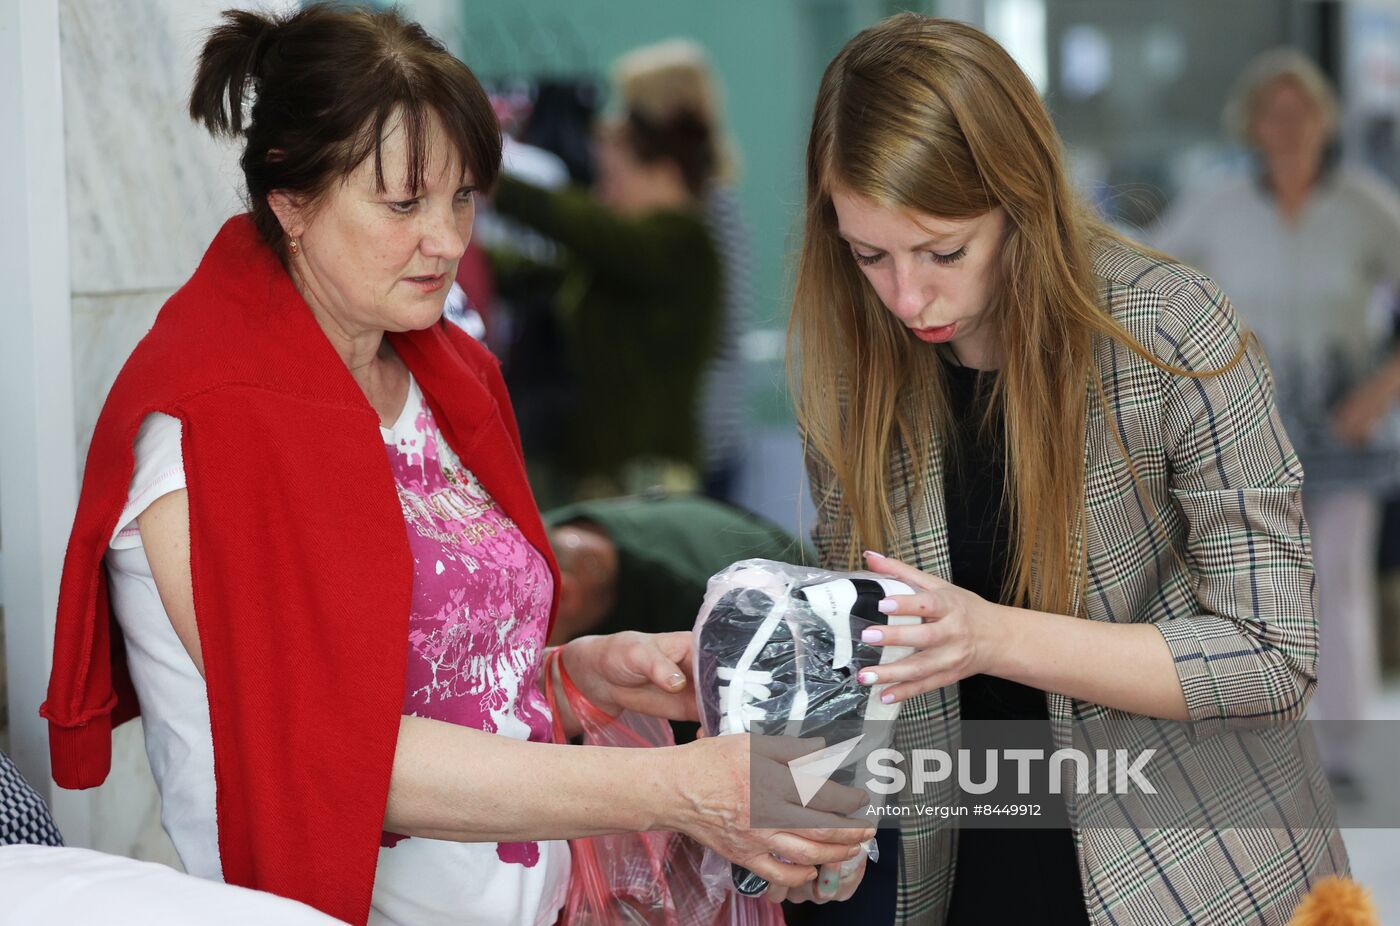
left=612, top=40, right=755, bottom=504
left=544, top=492, right=810, bottom=746
left=1154, top=49, right=1400, bottom=791
left=543, top=492, right=811, bottom=646
left=490, top=50, right=727, bottom=506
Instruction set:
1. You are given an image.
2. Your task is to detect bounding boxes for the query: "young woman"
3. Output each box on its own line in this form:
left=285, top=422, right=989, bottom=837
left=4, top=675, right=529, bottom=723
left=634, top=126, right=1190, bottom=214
left=788, top=14, right=1346, bottom=925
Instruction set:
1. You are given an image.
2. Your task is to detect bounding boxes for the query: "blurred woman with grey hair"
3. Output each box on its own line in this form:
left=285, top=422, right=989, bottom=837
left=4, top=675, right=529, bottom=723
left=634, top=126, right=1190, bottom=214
left=1155, top=48, right=1400, bottom=790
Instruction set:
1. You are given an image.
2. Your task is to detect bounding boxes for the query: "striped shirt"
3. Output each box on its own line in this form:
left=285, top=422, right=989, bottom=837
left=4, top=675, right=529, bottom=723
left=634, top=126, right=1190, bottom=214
left=699, top=184, right=755, bottom=473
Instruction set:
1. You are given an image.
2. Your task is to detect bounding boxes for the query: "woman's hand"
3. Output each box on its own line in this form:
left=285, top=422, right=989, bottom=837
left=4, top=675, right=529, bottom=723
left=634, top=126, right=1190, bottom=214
left=653, top=732, right=876, bottom=891
left=857, top=551, right=1010, bottom=703
left=767, top=856, right=869, bottom=904
left=561, top=631, right=699, bottom=721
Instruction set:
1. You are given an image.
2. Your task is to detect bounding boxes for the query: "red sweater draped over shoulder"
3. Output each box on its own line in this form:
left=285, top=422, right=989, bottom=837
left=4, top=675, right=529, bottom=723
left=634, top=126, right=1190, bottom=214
left=41, top=214, right=559, bottom=925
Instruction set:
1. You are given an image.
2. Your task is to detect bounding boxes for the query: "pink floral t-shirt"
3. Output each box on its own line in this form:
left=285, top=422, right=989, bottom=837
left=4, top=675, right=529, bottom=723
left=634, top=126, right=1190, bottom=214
left=371, top=376, right=568, bottom=926
left=385, top=380, right=553, bottom=747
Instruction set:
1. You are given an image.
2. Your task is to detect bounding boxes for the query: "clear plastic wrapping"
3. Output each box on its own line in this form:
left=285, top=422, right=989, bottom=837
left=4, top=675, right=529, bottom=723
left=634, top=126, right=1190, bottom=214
left=692, top=559, right=920, bottom=897
left=544, top=651, right=784, bottom=925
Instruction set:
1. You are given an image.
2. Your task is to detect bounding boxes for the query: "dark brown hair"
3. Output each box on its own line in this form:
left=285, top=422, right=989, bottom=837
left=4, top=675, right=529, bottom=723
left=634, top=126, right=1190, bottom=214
left=190, top=3, right=501, bottom=260
left=621, top=107, right=716, bottom=197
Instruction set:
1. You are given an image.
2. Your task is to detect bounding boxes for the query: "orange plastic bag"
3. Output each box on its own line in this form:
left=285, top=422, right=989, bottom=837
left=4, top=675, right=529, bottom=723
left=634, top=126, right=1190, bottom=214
left=544, top=650, right=785, bottom=926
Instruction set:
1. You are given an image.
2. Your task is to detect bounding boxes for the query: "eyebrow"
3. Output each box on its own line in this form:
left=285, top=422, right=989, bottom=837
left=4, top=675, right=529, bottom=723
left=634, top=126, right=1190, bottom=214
left=836, top=230, right=960, bottom=252
left=379, top=180, right=478, bottom=198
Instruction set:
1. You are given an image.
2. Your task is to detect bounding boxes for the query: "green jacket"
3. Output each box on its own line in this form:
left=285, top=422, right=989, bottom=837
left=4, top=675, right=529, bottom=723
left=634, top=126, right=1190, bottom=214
left=546, top=493, right=813, bottom=638
left=493, top=178, right=722, bottom=489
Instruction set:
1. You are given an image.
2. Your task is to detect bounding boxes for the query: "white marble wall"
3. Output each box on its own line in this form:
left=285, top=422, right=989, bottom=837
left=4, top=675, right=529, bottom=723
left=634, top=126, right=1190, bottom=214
left=0, top=606, right=8, bottom=755
left=62, top=0, right=250, bottom=467
left=57, top=0, right=291, bottom=868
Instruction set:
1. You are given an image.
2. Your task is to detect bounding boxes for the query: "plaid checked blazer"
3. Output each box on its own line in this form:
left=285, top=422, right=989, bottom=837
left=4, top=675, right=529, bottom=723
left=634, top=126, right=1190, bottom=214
left=806, top=241, right=1349, bottom=925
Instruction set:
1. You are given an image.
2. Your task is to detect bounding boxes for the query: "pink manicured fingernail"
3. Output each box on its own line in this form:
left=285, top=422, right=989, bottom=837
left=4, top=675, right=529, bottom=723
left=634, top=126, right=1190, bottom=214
left=881, top=692, right=896, bottom=704
left=864, top=550, right=885, bottom=559
left=877, top=599, right=896, bottom=614
left=858, top=671, right=878, bottom=685
left=861, top=627, right=884, bottom=643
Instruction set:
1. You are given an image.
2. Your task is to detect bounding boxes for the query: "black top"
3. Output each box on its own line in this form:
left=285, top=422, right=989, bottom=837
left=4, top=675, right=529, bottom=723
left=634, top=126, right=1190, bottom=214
left=938, top=356, right=1090, bottom=926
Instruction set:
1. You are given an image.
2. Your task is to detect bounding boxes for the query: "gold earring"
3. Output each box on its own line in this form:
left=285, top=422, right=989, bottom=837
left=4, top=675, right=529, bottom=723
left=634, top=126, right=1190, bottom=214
left=288, top=237, right=301, bottom=256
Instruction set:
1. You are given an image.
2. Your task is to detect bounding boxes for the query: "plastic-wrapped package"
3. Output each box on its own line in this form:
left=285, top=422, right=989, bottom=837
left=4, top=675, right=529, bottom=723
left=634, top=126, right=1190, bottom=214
left=692, top=559, right=920, bottom=896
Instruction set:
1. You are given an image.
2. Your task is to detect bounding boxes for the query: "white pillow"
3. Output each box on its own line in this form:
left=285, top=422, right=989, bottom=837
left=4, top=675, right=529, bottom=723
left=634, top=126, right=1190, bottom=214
left=0, top=846, right=344, bottom=925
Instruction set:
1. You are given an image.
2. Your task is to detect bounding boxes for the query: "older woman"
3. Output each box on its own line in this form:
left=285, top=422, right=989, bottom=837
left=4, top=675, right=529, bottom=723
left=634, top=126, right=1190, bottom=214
left=1154, top=49, right=1400, bottom=787
left=41, top=7, right=868, bottom=926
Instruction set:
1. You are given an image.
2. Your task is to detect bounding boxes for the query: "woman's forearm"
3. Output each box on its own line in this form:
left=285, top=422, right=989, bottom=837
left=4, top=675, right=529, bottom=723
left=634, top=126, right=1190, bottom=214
left=384, top=715, right=673, bottom=842
left=386, top=715, right=875, bottom=889
left=987, top=605, right=1190, bottom=721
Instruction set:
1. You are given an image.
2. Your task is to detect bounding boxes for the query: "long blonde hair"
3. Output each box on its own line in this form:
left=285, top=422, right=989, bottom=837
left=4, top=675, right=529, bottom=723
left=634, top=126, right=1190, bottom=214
left=789, top=14, right=1242, bottom=616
